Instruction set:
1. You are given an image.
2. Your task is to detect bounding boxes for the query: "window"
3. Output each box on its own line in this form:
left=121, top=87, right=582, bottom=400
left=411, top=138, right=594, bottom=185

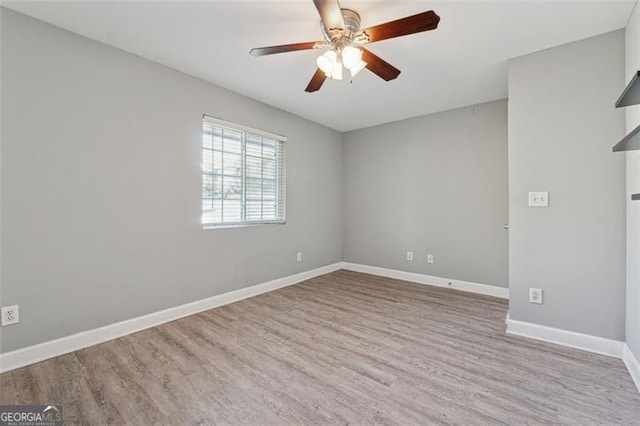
left=202, top=116, right=286, bottom=227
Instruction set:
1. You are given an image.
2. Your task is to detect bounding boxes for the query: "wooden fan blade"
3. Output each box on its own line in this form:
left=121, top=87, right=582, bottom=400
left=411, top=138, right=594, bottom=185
left=358, top=11, right=440, bottom=44
left=305, top=68, right=327, bottom=93
left=250, top=41, right=325, bottom=57
left=313, top=0, right=345, bottom=36
left=361, top=48, right=401, bottom=81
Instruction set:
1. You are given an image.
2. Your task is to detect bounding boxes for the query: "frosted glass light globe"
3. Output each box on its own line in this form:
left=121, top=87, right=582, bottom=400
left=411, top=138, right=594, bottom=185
left=331, top=61, right=343, bottom=80
left=342, top=46, right=362, bottom=70
left=350, top=60, right=367, bottom=77
left=317, top=50, right=337, bottom=74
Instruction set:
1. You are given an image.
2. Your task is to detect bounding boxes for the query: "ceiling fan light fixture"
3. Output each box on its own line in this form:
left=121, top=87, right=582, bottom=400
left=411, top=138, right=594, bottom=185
left=250, top=2, right=440, bottom=92
left=341, top=46, right=362, bottom=69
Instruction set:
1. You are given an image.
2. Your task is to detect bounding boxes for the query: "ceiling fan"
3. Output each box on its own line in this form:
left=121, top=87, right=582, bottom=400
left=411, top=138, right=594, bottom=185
left=249, top=0, right=440, bottom=93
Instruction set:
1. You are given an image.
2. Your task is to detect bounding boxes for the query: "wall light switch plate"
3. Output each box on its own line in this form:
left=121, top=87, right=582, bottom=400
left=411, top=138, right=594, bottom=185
left=528, top=192, right=549, bottom=207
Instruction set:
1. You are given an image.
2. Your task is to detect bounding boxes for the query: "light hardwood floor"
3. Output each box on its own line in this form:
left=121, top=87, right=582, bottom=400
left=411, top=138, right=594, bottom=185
left=1, top=270, right=639, bottom=424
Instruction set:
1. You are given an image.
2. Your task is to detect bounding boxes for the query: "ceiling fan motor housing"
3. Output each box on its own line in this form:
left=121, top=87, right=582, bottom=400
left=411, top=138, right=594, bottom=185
left=322, top=8, right=362, bottom=49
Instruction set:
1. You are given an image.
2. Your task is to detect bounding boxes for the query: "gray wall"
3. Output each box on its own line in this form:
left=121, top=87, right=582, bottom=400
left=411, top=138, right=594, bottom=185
left=0, top=9, right=343, bottom=353
left=625, top=2, right=640, bottom=360
left=343, top=100, right=509, bottom=288
left=508, top=31, right=627, bottom=340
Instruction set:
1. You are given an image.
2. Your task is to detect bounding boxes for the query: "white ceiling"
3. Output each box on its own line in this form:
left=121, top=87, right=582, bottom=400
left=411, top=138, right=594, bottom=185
left=3, top=1, right=636, bottom=131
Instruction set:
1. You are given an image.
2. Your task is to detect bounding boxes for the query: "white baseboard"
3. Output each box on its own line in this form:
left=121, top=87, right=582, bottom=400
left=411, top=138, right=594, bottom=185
left=506, top=318, right=624, bottom=358
left=623, top=344, right=640, bottom=392
left=0, top=262, right=343, bottom=373
left=341, top=262, right=509, bottom=299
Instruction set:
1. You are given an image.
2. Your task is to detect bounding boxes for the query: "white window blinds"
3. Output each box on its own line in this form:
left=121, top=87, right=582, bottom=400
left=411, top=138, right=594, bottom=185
left=202, top=117, right=286, bottom=227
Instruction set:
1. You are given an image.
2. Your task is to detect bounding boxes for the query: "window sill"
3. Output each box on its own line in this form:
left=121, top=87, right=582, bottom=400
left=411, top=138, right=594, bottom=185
left=202, top=221, right=285, bottom=230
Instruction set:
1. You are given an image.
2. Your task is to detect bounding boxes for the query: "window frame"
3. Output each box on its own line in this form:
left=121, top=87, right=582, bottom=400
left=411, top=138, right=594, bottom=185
left=201, top=115, right=286, bottom=229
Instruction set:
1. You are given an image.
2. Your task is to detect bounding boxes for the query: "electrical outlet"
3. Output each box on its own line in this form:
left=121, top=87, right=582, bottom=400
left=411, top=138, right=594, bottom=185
left=528, top=192, right=549, bottom=207
left=1, top=305, right=19, bottom=326
left=406, top=251, right=413, bottom=261
left=296, top=252, right=302, bottom=262
left=529, top=288, right=543, bottom=304
left=427, top=254, right=434, bottom=264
